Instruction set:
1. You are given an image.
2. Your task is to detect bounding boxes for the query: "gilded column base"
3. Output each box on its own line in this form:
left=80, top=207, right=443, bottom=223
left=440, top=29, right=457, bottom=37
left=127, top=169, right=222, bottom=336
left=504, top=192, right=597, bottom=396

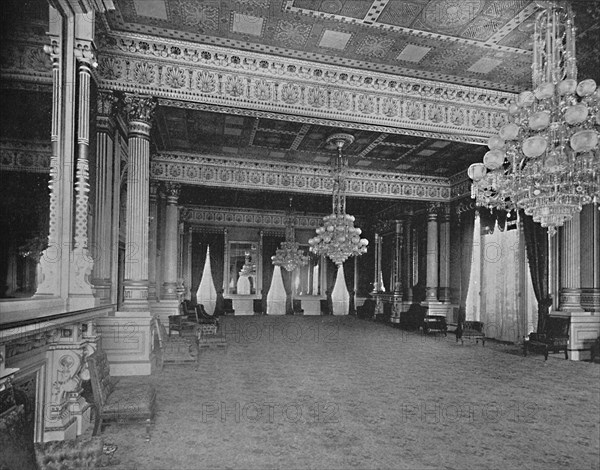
left=425, top=287, right=438, bottom=301
left=438, top=287, right=451, bottom=302
left=161, top=281, right=179, bottom=300
left=559, top=288, right=583, bottom=311
left=581, top=288, right=600, bottom=312
left=123, top=281, right=149, bottom=311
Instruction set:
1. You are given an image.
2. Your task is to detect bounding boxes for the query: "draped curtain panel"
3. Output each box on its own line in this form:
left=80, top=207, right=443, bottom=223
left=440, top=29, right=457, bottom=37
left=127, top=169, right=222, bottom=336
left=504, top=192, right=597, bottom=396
left=191, top=232, right=224, bottom=305
left=458, top=209, right=475, bottom=323
left=280, top=268, right=293, bottom=315
left=520, top=210, right=551, bottom=333
left=262, top=235, right=284, bottom=301
left=343, top=258, right=355, bottom=312
left=480, top=226, right=521, bottom=342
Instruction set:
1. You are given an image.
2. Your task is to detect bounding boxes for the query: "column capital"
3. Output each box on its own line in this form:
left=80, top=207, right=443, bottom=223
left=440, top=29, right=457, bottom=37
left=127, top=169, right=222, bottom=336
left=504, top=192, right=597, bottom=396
left=124, top=94, right=156, bottom=124
left=43, top=39, right=61, bottom=66
left=427, top=202, right=441, bottom=220
left=149, top=181, right=160, bottom=202
left=164, top=182, right=181, bottom=205
left=74, top=40, right=97, bottom=68
left=124, top=94, right=156, bottom=139
left=97, top=91, right=118, bottom=132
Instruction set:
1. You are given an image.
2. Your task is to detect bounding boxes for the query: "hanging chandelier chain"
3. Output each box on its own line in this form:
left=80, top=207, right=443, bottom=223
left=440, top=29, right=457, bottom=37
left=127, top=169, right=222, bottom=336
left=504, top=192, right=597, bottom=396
left=309, top=134, right=368, bottom=265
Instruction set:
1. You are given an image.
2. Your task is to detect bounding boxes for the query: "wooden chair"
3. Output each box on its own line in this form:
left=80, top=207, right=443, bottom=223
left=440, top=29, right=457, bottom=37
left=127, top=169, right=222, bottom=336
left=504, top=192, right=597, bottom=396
left=320, top=299, right=331, bottom=315
left=86, top=348, right=156, bottom=439
left=356, top=298, right=376, bottom=319
left=293, top=299, right=304, bottom=315
left=456, top=321, right=485, bottom=346
left=422, top=314, right=448, bottom=336
left=524, top=316, right=570, bottom=360
left=223, top=298, right=235, bottom=315
left=153, top=316, right=199, bottom=366
left=253, top=298, right=264, bottom=315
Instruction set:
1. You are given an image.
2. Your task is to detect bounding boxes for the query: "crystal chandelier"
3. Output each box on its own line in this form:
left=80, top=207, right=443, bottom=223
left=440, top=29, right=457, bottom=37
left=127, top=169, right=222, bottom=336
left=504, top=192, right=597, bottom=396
left=308, top=133, right=369, bottom=265
left=469, top=1, right=599, bottom=235
left=271, top=197, right=310, bottom=272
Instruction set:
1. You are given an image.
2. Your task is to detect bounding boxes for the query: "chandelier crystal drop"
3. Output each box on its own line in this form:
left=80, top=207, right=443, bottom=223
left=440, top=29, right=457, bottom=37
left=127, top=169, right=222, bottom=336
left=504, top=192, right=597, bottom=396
left=308, top=133, right=369, bottom=265
left=468, top=1, right=599, bottom=235
left=271, top=197, right=310, bottom=272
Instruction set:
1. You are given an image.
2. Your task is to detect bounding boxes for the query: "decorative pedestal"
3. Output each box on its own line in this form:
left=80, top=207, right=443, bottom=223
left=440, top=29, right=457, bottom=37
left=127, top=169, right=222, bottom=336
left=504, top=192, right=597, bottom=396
left=553, top=311, right=600, bottom=361
left=96, top=311, right=153, bottom=376
left=231, top=296, right=254, bottom=315
left=300, top=296, right=322, bottom=316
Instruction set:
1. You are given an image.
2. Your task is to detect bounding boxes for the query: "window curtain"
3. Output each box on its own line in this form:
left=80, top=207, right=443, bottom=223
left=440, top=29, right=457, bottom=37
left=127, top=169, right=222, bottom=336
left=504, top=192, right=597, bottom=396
left=520, top=209, right=552, bottom=333
left=262, top=235, right=284, bottom=306
left=280, top=268, right=293, bottom=314
left=480, top=224, right=520, bottom=342
left=458, top=209, right=476, bottom=324
left=191, top=232, right=224, bottom=305
left=343, top=258, right=355, bottom=313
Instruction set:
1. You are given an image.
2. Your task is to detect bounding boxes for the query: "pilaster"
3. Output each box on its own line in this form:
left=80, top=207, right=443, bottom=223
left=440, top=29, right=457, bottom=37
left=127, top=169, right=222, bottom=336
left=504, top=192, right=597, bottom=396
left=148, top=181, right=159, bottom=301
left=35, top=23, right=62, bottom=298
left=404, top=213, right=414, bottom=302
left=581, top=203, right=600, bottom=312
left=92, top=91, right=118, bottom=304
left=162, top=182, right=181, bottom=300
left=438, top=204, right=451, bottom=302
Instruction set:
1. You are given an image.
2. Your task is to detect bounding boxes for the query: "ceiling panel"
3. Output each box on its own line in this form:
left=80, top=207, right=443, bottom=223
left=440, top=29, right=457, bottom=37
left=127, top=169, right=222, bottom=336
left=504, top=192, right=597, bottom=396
left=107, top=0, right=600, bottom=92
left=155, top=106, right=486, bottom=177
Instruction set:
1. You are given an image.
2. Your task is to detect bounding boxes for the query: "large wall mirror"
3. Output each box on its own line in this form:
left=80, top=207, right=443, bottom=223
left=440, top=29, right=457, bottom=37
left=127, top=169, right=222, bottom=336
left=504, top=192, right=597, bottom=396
left=226, top=242, right=259, bottom=295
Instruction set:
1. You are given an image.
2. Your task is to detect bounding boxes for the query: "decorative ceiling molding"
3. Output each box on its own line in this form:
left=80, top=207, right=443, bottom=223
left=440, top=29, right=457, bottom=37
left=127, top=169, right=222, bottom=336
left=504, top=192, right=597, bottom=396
left=0, top=140, right=51, bottom=173
left=157, top=98, right=485, bottom=146
left=183, top=206, right=324, bottom=230
left=97, top=33, right=514, bottom=142
left=151, top=151, right=450, bottom=202
left=0, top=41, right=52, bottom=87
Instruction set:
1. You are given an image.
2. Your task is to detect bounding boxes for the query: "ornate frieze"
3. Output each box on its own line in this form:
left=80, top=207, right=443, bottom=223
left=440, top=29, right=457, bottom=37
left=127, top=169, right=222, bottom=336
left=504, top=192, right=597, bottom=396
left=97, top=34, right=514, bottom=143
left=0, top=140, right=51, bottom=173
left=184, top=206, right=324, bottom=230
left=151, top=152, right=451, bottom=201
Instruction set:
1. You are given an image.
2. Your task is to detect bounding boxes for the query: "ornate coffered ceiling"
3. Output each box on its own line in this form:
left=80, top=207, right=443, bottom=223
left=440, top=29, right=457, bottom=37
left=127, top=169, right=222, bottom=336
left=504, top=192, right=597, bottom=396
left=154, top=105, right=486, bottom=176
left=106, top=0, right=600, bottom=93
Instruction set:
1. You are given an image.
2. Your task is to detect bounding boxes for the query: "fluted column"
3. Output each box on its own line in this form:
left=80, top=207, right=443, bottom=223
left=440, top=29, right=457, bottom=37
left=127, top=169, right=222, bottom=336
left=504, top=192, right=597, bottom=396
left=371, top=233, right=380, bottom=293
left=92, top=91, right=118, bottom=302
left=559, top=212, right=583, bottom=311
left=122, top=94, right=156, bottom=311
left=162, top=182, right=181, bottom=300
left=438, top=204, right=451, bottom=302
left=581, top=203, right=600, bottom=312
left=391, top=220, right=403, bottom=296
left=148, top=181, right=159, bottom=301
left=425, top=204, right=439, bottom=301
left=404, top=213, right=413, bottom=302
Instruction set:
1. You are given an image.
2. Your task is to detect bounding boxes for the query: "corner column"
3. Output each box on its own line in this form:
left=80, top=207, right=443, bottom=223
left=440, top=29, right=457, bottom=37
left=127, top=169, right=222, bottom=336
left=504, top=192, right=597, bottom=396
left=121, top=94, right=156, bottom=311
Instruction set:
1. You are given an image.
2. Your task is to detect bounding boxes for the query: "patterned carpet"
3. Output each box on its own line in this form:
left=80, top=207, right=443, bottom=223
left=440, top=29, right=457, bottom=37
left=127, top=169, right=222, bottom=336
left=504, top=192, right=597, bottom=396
left=102, top=316, right=599, bottom=470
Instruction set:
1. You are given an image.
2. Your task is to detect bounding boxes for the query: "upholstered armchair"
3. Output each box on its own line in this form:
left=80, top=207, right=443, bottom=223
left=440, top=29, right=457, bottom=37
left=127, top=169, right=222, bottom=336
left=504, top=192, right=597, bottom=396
left=524, top=316, right=570, bottom=360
